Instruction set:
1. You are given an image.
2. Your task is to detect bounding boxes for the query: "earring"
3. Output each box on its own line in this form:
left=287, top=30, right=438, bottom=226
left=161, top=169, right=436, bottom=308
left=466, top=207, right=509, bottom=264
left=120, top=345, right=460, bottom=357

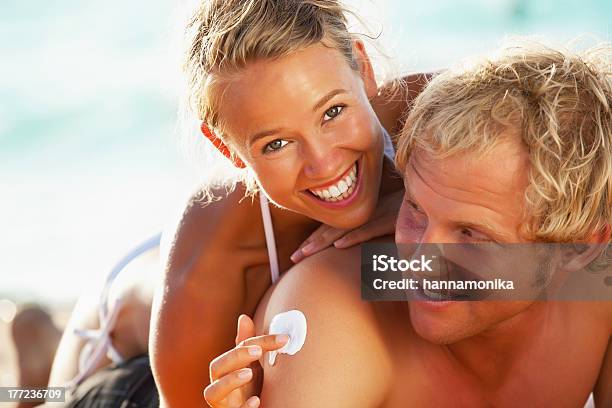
left=200, top=122, right=246, bottom=168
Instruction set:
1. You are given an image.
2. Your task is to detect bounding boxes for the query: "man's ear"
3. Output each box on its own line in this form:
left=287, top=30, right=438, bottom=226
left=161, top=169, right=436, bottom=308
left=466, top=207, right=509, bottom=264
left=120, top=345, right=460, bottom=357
left=352, top=39, right=378, bottom=99
left=558, top=224, right=611, bottom=273
left=200, top=122, right=246, bottom=169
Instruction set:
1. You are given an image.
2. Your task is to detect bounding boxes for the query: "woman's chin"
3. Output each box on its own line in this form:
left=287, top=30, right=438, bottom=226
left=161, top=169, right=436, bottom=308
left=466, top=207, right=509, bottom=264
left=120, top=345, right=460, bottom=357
left=319, top=201, right=376, bottom=230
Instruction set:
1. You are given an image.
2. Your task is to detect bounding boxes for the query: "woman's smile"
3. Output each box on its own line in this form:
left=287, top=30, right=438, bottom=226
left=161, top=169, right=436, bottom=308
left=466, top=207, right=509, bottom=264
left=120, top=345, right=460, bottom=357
left=301, top=156, right=364, bottom=209
left=216, top=43, right=385, bottom=228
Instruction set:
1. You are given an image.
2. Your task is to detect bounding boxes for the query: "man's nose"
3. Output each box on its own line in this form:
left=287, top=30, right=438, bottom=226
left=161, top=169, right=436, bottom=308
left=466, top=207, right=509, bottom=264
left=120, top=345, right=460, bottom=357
left=419, top=226, right=458, bottom=244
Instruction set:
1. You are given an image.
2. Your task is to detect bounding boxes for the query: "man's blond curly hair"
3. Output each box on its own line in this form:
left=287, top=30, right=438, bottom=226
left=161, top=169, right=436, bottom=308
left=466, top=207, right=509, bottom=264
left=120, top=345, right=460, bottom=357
left=396, top=41, right=612, bottom=242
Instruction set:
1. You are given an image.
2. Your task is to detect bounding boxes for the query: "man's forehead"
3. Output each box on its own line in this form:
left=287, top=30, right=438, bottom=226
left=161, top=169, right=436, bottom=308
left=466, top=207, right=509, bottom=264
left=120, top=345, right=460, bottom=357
left=406, top=139, right=529, bottom=198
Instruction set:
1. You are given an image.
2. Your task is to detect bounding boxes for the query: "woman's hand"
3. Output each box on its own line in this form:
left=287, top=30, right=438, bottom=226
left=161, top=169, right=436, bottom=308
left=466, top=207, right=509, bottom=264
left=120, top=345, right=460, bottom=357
left=204, top=315, right=289, bottom=408
left=290, top=189, right=404, bottom=263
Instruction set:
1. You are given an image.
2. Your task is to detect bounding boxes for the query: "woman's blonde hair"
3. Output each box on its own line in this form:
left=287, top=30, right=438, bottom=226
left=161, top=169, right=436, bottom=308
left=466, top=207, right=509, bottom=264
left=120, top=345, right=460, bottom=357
left=185, top=0, right=359, bottom=130
left=180, top=0, right=366, bottom=197
left=396, top=41, right=612, bottom=242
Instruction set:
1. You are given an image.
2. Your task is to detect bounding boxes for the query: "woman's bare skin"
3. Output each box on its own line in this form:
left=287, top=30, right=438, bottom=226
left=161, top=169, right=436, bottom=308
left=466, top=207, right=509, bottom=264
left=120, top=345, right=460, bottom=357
left=152, top=156, right=404, bottom=405
left=38, top=70, right=424, bottom=398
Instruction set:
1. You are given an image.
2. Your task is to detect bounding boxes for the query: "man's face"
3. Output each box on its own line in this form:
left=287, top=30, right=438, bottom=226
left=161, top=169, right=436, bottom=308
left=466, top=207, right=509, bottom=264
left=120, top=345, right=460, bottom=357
left=395, top=135, right=550, bottom=344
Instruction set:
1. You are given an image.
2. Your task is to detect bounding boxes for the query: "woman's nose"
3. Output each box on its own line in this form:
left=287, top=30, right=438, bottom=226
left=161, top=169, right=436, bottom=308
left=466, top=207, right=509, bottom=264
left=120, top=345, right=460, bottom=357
left=301, top=139, right=341, bottom=180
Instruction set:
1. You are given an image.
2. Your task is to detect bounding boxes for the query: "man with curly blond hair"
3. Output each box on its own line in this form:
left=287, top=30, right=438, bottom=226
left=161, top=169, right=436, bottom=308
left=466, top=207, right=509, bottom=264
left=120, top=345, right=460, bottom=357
left=250, top=42, right=612, bottom=407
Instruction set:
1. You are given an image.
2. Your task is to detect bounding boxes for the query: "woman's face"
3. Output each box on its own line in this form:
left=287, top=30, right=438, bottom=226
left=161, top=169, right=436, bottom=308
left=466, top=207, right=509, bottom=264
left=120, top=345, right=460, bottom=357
left=216, top=42, right=385, bottom=228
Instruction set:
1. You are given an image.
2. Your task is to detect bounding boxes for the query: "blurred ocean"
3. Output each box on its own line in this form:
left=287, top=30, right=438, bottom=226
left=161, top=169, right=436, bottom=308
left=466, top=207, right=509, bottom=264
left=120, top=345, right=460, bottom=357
left=0, top=0, right=610, bottom=304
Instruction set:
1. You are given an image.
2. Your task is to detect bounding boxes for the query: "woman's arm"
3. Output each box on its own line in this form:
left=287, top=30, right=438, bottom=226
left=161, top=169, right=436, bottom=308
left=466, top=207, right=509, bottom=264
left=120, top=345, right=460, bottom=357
left=371, top=72, right=432, bottom=136
left=150, top=187, right=268, bottom=407
left=594, top=337, right=611, bottom=407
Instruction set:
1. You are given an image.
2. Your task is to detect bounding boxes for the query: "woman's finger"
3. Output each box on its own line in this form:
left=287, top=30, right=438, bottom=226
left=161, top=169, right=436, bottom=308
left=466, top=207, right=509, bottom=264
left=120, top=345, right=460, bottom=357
left=209, top=346, right=262, bottom=381
left=238, top=333, right=289, bottom=350
left=210, top=334, right=289, bottom=380
left=242, top=396, right=260, bottom=408
left=235, top=314, right=255, bottom=345
left=291, top=224, right=334, bottom=262
left=204, top=368, right=253, bottom=406
left=292, top=227, right=349, bottom=262
left=333, top=214, right=397, bottom=248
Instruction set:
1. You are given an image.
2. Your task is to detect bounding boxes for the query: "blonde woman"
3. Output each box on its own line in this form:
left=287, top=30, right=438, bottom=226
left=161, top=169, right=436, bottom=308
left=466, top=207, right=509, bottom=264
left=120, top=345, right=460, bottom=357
left=46, top=0, right=429, bottom=406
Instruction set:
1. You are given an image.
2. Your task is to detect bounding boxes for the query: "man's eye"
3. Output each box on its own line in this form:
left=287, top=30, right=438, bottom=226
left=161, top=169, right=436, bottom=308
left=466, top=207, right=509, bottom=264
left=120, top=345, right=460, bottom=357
left=407, top=200, right=423, bottom=213
left=263, top=139, right=288, bottom=153
left=323, top=105, right=344, bottom=122
left=461, top=228, right=473, bottom=238
left=460, top=228, right=493, bottom=243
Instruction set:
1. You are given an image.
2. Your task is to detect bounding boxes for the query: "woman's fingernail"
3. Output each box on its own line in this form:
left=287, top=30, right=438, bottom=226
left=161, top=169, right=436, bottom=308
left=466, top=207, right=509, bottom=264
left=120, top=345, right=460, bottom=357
left=247, top=346, right=262, bottom=357
left=290, top=250, right=302, bottom=263
left=237, top=368, right=252, bottom=380
left=276, top=334, right=290, bottom=344
left=301, top=242, right=315, bottom=255
left=334, top=237, right=347, bottom=247
left=247, top=396, right=260, bottom=407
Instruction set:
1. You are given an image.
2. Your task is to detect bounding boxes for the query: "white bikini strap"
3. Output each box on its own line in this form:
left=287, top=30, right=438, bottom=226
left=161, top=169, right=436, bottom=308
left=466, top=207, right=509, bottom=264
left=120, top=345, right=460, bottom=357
left=259, top=194, right=280, bottom=284
left=382, top=127, right=395, bottom=159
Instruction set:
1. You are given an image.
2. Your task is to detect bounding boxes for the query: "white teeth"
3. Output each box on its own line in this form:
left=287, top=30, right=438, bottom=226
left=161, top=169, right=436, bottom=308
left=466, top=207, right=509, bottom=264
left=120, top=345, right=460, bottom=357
left=308, top=162, right=359, bottom=202
left=344, top=175, right=353, bottom=187
left=423, top=286, right=450, bottom=301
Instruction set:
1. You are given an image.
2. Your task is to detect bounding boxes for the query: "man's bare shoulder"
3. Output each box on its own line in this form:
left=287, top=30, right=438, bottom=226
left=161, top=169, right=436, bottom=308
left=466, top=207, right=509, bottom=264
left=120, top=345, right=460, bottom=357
left=255, top=246, right=392, bottom=408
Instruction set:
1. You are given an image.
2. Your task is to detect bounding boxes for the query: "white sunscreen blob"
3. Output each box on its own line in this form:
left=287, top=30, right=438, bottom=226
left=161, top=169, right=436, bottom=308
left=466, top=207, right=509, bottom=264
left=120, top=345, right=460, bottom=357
left=268, top=309, right=307, bottom=366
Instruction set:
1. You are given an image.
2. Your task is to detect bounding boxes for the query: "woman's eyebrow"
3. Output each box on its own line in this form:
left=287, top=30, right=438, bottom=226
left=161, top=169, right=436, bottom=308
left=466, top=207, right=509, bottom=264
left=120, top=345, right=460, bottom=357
left=249, top=127, right=283, bottom=146
left=248, top=89, right=349, bottom=146
left=312, top=89, right=347, bottom=112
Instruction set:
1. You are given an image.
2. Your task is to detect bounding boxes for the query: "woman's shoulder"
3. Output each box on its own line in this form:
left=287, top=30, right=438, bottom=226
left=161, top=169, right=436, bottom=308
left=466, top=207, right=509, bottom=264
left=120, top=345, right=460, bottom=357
left=174, top=183, right=260, bottom=241
left=161, top=183, right=264, bottom=273
left=183, top=183, right=259, bottom=223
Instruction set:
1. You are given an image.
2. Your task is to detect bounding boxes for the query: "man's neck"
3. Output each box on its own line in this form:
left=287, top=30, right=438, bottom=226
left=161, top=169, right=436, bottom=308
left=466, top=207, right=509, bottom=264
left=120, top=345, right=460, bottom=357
left=443, top=301, right=552, bottom=387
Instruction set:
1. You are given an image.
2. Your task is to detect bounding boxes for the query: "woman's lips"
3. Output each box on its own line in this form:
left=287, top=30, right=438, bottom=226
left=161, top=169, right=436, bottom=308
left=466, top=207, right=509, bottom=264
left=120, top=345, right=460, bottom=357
left=308, top=162, right=357, bottom=201
left=302, top=157, right=364, bottom=209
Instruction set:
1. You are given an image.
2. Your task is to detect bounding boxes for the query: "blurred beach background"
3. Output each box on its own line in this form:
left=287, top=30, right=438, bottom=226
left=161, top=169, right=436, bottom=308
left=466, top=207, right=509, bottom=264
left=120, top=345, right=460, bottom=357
left=0, top=0, right=610, bottom=398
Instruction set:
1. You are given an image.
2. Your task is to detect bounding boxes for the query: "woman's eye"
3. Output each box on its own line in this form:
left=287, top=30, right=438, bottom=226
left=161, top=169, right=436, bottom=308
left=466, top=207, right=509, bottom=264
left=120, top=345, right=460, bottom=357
left=323, top=105, right=344, bottom=122
left=263, top=139, right=288, bottom=154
